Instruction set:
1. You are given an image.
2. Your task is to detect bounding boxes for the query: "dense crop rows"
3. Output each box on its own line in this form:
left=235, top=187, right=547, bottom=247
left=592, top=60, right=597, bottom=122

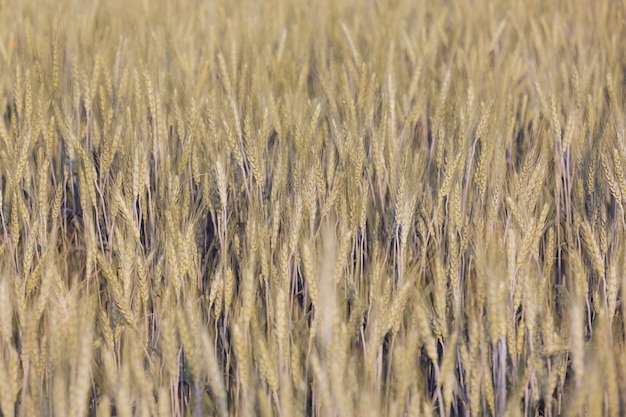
left=0, top=0, right=625, bottom=415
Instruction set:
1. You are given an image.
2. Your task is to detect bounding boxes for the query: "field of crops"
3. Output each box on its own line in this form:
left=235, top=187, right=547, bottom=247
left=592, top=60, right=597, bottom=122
left=0, top=0, right=625, bottom=416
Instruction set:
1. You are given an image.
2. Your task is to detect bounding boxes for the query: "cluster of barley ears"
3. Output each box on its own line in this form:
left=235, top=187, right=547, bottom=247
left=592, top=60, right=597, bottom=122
left=0, top=0, right=625, bottom=416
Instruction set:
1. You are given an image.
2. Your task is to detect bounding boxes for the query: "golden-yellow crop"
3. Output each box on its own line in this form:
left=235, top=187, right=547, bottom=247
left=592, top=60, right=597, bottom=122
left=0, top=0, right=624, bottom=416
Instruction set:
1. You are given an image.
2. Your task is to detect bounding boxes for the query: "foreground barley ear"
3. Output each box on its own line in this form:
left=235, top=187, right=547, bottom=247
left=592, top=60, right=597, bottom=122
left=200, top=329, right=228, bottom=417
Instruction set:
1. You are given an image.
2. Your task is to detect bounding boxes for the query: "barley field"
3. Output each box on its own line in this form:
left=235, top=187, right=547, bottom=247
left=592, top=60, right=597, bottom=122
left=0, top=0, right=625, bottom=416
